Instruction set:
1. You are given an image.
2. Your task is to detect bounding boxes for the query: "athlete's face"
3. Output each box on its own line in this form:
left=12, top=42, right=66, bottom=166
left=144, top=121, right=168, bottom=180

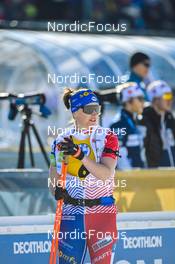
left=73, top=103, right=100, bottom=129
left=130, top=97, right=144, bottom=114
left=155, top=97, right=173, bottom=112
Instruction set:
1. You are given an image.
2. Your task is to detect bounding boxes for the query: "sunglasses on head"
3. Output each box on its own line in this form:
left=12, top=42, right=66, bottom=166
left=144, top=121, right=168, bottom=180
left=82, top=105, right=101, bottom=115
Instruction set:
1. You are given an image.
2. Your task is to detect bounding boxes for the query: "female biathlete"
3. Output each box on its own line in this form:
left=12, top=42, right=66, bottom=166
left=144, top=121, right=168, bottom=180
left=49, top=88, right=120, bottom=264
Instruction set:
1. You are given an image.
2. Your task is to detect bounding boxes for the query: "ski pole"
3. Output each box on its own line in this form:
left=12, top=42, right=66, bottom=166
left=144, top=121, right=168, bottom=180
left=49, top=155, right=68, bottom=264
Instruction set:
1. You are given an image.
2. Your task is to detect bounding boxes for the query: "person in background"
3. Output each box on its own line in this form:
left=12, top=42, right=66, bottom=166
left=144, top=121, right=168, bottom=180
left=110, top=82, right=145, bottom=169
left=141, top=80, right=175, bottom=167
left=129, top=52, right=151, bottom=89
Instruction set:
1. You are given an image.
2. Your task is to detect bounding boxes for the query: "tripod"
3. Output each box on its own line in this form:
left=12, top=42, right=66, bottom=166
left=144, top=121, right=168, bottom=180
left=17, top=105, right=50, bottom=168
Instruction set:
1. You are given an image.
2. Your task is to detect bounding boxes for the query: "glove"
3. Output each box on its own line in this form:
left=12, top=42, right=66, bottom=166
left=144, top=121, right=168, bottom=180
left=55, top=184, right=69, bottom=201
left=58, top=137, right=84, bottom=160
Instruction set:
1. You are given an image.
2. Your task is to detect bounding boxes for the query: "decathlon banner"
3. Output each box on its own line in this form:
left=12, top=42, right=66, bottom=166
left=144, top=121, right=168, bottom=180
left=113, top=228, right=175, bottom=264
left=1, top=227, right=175, bottom=263
left=0, top=213, right=175, bottom=264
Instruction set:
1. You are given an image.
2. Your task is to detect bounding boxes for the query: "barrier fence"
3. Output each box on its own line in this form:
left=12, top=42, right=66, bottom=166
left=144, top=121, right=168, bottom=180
left=0, top=168, right=175, bottom=216
left=0, top=212, right=175, bottom=264
left=0, top=169, right=175, bottom=263
left=114, top=168, right=175, bottom=212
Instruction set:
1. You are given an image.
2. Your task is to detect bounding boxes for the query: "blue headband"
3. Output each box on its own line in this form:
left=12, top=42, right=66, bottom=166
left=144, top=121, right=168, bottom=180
left=70, top=89, right=99, bottom=113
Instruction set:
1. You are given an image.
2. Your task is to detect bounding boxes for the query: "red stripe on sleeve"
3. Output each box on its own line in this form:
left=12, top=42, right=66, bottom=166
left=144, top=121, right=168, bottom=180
left=101, top=131, right=119, bottom=160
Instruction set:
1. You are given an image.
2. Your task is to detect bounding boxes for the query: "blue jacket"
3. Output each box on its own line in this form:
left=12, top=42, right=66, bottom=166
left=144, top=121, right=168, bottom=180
left=110, top=109, right=144, bottom=168
left=128, top=71, right=148, bottom=100
left=128, top=71, right=143, bottom=86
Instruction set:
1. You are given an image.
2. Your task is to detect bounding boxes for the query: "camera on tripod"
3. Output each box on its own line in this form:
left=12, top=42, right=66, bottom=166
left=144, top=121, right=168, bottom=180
left=0, top=92, right=52, bottom=168
left=0, top=92, right=51, bottom=120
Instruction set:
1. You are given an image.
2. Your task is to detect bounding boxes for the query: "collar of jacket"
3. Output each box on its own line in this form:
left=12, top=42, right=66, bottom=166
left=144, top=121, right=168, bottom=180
left=128, top=71, right=143, bottom=84
left=143, top=106, right=175, bottom=133
left=122, top=108, right=135, bottom=121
